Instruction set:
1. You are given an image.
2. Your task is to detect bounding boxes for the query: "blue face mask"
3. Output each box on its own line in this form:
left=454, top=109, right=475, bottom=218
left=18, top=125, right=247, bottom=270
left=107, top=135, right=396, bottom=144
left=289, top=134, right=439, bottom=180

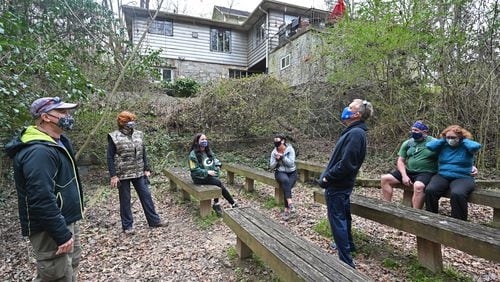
left=199, top=140, right=208, bottom=147
left=125, top=121, right=135, bottom=129
left=341, top=107, right=356, bottom=121
left=411, top=132, right=423, bottom=140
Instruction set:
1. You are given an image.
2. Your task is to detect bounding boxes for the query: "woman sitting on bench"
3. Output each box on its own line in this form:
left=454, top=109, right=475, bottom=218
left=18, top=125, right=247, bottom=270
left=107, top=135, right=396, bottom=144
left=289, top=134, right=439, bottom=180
left=425, top=125, right=481, bottom=221
left=188, top=133, right=238, bottom=217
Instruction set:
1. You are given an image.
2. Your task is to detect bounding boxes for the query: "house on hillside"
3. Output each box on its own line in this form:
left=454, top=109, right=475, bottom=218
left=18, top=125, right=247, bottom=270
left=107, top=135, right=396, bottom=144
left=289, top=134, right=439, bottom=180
left=121, top=0, right=329, bottom=86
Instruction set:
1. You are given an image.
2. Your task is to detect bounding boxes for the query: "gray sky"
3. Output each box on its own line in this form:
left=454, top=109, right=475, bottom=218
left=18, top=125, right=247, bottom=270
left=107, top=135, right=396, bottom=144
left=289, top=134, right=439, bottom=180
left=121, top=0, right=330, bottom=18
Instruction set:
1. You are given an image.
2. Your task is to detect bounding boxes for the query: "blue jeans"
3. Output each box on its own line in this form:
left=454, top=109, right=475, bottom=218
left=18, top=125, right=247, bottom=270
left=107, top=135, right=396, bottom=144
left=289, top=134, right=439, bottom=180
left=325, top=188, right=355, bottom=268
left=275, top=170, right=297, bottom=208
left=118, top=176, right=161, bottom=230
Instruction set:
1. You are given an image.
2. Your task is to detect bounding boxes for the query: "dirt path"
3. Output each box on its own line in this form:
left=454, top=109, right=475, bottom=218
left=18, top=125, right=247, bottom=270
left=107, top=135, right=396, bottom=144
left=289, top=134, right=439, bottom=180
left=0, top=171, right=498, bottom=281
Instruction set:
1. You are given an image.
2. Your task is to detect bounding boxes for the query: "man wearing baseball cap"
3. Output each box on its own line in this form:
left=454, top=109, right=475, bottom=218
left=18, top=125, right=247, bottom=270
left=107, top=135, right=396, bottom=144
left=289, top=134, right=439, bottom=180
left=381, top=121, right=438, bottom=209
left=5, top=97, right=83, bottom=281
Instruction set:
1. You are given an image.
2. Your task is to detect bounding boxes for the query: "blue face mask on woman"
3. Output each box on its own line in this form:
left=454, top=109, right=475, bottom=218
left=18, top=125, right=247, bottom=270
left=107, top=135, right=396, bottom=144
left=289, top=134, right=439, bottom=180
left=341, top=107, right=356, bottom=121
left=199, top=140, right=208, bottom=148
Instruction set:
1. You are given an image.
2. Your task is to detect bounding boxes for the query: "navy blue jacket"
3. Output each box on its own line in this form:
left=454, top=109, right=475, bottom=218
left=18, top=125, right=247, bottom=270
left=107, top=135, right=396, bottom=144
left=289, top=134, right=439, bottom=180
left=5, top=126, right=84, bottom=245
left=320, top=121, right=368, bottom=191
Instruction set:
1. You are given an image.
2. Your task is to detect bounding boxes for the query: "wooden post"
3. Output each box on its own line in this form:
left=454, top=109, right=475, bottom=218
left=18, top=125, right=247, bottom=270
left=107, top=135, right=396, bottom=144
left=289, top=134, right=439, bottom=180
left=245, top=178, right=255, bottom=192
left=298, top=169, right=309, bottom=183
left=227, top=171, right=235, bottom=185
left=181, top=189, right=190, bottom=201
left=402, top=187, right=413, bottom=207
left=199, top=199, right=212, bottom=217
left=493, top=208, right=500, bottom=229
left=275, top=187, right=284, bottom=205
left=169, top=179, right=177, bottom=192
left=416, top=236, right=443, bottom=272
left=236, top=237, right=252, bottom=259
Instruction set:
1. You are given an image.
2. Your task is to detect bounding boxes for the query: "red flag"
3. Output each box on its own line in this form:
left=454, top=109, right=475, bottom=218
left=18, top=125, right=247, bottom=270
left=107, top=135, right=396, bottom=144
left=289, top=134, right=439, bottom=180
left=328, top=0, right=346, bottom=22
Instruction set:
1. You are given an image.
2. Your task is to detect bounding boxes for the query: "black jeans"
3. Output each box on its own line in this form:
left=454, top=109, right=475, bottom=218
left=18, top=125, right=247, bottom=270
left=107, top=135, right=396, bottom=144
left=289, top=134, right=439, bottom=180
left=193, top=176, right=235, bottom=205
left=275, top=170, right=297, bottom=208
left=118, top=176, right=161, bottom=230
left=425, top=174, right=475, bottom=220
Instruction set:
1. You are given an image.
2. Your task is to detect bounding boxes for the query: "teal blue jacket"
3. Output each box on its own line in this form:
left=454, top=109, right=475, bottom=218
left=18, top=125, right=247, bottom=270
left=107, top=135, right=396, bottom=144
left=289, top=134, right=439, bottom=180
left=426, top=138, right=481, bottom=179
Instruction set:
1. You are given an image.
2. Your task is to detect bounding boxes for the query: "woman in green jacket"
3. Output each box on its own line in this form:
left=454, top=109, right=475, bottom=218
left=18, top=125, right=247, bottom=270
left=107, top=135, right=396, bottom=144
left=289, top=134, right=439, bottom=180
left=188, top=133, right=238, bottom=216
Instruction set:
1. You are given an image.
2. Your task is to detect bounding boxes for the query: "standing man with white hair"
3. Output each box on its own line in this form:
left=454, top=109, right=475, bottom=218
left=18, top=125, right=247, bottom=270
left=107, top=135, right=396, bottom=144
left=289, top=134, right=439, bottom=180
left=5, top=97, right=84, bottom=281
left=319, top=98, right=374, bottom=268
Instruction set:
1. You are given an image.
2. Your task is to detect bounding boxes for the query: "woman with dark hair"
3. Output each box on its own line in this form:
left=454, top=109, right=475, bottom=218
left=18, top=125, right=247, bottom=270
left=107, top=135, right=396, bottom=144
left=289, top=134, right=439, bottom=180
left=188, top=133, right=238, bottom=217
left=425, top=125, right=481, bottom=221
left=269, top=133, right=297, bottom=221
left=107, top=111, right=166, bottom=234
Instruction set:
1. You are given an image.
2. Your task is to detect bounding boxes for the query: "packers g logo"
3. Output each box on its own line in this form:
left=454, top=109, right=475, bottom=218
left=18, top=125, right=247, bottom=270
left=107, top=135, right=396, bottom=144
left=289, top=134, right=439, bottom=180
left=203, top=158, right=213, bottom=168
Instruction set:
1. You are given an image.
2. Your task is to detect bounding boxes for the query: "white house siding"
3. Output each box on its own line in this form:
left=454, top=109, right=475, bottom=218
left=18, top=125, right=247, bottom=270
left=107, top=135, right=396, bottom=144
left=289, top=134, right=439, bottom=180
left=268, top=30, right=327, bottom=87
left=247, top=15, right=267, bottom=68
left=132, top=17, right=248, bottom=67
left=268, top=10, right=284, bottom=50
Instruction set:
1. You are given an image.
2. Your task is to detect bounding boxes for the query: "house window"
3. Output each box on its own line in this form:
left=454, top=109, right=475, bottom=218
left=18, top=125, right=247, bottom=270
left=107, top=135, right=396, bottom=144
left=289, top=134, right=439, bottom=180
left=254, top=18, right=266, bottom=46
left=148, top=20, right=173, bottom=36
left=280, top=54, right=291, bottom=70
left=210, top=28, right=231, bottom=53
left=155, top=68, right=174, bottom=82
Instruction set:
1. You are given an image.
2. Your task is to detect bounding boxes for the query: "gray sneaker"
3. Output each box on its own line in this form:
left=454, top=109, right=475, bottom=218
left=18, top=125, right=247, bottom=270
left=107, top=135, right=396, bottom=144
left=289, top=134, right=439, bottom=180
left=289, top=204, right=296, bottom=214
left=281, top=211, right=290, bottom=221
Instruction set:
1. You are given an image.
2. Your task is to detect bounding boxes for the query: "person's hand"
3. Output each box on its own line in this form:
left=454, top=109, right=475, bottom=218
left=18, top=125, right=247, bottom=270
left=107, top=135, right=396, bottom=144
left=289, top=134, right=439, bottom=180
left=208, top=170, right=216, bottom=176
left=275, top=152, right=282, bottom=160
left=55, top=237, right=74, bottom=255
left=110, top=176, right=120, bottom=188
left=144, top=171, right=151, bottom=177
left=471, top=166, right=478, bottom=177
left=402, top=175, right=411, bottom=186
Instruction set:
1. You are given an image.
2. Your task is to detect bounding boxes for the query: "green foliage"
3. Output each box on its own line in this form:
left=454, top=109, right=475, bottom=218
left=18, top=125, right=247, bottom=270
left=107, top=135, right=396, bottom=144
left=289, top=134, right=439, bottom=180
left=313, top=218, right=332, bottom=238
left=406, top=257, right=473, bottom=282
left=263, top=196, right=278, bottom=209
left=382, top=258, right=401, bottom=269
left=0, top=0, right=161, bottom=135
left=226, top=247, right=238, bottom=260
left=195, top=212, right=220, bottom=229
left=163, top=78, right=200, bottom=97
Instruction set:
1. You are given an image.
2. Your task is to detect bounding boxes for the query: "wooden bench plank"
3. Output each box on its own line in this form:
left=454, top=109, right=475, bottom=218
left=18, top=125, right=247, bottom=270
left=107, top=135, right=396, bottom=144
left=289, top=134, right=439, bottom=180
left=163, top=169, right=222, bottom=217
left=297, top=160, right=500, bottom=227
left=222, top=163, right=284, bottom=204
left=313, top=190, right=500, bottom=267
left=224, top=207, right=371, bottom=281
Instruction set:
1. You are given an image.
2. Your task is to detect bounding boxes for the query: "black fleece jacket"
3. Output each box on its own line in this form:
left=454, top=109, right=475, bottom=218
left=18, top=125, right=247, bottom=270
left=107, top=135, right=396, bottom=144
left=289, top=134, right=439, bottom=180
left=320, top=121, right=368, bottom=191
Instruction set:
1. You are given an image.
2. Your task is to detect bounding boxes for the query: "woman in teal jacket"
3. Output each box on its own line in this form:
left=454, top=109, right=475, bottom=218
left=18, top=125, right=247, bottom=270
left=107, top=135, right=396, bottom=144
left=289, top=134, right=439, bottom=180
left=425, top=125, right=481, bottom=220
left=188, top=133, right=238, bottom=216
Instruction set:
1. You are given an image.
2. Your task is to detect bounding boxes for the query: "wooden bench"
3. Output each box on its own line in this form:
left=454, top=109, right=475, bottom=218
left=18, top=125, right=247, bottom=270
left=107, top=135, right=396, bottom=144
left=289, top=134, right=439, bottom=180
left=296, top=160, right=500, bottom=228
left=222, top=163, right=284, bottom=205
left=163, top=169, right=222, bottom=217
left=313, top=190, right=500, bottom=272
left=223, top=207, right=372, bottom=281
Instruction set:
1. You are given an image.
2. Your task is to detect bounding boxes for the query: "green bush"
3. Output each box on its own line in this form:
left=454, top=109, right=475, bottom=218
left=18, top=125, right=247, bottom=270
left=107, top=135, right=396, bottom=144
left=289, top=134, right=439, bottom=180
left=163, top=78, right=200, bottom=97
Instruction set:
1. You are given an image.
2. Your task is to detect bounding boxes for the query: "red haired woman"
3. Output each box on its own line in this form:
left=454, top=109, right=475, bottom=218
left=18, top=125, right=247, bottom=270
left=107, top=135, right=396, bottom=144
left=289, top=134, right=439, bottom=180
left=425, top=125, right=481, bottom=220
left=107, top=111, right=166, bottom=234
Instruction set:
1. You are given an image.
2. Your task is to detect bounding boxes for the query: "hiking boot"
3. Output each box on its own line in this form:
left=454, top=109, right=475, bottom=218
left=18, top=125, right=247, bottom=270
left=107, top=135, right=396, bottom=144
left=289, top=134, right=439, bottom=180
left=212, top=204, right=223, bottom=217
left=330, top=241, right=337, bottom=250
left=231, top=202, right=239, bottom=208
left=150, top=221, right=168, bottom=228
left=123, top=227, right=135, bottom=235
left=289, top=204, right=296, bottom=214
left=281, top=211, right=290, bottom=221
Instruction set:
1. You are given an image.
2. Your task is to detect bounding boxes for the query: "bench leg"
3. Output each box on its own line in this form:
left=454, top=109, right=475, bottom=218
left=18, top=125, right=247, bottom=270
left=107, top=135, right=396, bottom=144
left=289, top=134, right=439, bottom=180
left=402, top=188, right=413, bottom=207
left=199, top=200, right=212, bottom=217
left=236, top=237, right=252, bottom=259
left=244, top=178, right=254, bottom=192
left=493, top=208, right=500, bottom=229
left=416, top=236, right=442, bottom=272
left=227, top=172, right=235, bottom=185
left=298, top=169, right=309, bottom=183
left=275, top=186, right=284, bottom=206
left=169, top=179, right=177, bottom=192
left=181, top=189, right=190, bottom=202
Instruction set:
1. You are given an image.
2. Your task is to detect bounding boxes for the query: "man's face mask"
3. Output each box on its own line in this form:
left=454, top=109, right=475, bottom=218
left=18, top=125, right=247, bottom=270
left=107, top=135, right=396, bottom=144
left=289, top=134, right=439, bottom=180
left=47, top=113, right=75, bottom=131
left=341, top=107, right=357, bottom=121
